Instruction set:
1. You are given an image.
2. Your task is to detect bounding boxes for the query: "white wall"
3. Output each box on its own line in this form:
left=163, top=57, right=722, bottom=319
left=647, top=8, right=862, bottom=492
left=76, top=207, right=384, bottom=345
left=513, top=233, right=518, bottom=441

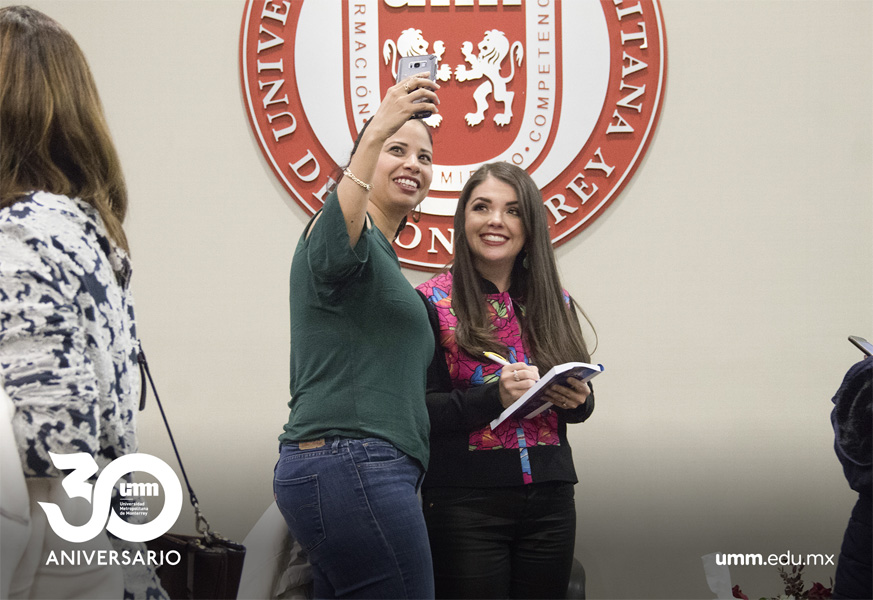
left=8, top=1, right=871, bottom=598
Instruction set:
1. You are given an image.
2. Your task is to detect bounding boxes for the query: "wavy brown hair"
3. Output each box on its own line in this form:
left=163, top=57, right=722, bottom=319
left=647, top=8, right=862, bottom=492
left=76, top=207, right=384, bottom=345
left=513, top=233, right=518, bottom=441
left=451, top=162, right=593, bottom=372
left=0, top=6, right=129, bottom=252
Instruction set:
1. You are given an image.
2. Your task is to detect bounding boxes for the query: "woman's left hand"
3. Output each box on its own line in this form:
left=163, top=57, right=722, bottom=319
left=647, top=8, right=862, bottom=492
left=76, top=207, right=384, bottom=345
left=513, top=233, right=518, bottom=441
left=544, top=377, right=590, bottom=410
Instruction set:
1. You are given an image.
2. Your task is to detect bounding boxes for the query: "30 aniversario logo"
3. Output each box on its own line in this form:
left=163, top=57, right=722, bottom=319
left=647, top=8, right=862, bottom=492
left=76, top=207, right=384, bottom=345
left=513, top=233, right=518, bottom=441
left=39, top=452, right=182, bottom=567
left=240, top=0, right=667, bottom=271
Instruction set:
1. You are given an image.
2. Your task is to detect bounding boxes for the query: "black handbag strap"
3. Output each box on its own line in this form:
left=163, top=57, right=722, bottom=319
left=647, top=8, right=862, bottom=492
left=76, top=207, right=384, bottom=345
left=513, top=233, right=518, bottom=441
left=137, top=344, right=216, bottom=540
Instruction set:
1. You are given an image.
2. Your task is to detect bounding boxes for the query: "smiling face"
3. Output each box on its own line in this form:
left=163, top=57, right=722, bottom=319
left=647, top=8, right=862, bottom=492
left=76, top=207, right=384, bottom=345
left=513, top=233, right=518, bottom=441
left=464, top=174, right=526, bottom=286
left=370, top=120, right=433, bottom=216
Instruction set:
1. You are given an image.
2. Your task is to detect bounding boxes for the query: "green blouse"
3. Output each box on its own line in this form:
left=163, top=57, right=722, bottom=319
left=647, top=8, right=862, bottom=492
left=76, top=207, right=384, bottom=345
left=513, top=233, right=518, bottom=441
left=279, top=190, right=433, bottom=468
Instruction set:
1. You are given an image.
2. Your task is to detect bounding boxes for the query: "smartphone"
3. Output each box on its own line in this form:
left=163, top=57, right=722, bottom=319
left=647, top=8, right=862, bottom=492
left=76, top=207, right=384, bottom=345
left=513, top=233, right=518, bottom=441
left=849, top=335, right=873, bottom=356
left=396, top=54, right=437, bottom=119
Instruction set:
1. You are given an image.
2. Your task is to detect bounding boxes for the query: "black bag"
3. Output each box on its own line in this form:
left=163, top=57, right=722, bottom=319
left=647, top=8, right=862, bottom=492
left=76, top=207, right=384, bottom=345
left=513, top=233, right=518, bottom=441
left=147, top=533, right=246, bottom=600
left=138, top=347, right=246, bottom=599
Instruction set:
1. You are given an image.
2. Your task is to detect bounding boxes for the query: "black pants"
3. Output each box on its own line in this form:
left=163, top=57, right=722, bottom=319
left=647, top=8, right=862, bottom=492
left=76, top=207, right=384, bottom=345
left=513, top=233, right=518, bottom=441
left=422, top=482, right=576, bottom=599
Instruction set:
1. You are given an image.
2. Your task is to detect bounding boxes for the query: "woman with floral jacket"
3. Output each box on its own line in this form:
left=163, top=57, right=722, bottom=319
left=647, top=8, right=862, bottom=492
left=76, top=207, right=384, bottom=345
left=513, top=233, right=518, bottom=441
left=417, top=162, right=596, bottom=599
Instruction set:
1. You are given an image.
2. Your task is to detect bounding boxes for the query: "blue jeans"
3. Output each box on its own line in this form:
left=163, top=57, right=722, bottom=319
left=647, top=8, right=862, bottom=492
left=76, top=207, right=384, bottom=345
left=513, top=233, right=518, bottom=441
left=274, top=438, right=434, bottom=599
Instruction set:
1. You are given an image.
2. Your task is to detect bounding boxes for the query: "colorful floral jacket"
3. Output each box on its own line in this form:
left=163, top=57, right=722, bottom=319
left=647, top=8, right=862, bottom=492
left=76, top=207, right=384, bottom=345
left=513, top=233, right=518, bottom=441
left=417, top=271, right=594, bottom=488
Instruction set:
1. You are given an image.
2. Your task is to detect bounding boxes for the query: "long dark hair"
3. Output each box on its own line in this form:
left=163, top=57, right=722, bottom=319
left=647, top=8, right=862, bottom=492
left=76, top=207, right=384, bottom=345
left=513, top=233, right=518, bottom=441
left=0, top=6, right=129, bottom=252
left=451, top=162, right=592, bottom=371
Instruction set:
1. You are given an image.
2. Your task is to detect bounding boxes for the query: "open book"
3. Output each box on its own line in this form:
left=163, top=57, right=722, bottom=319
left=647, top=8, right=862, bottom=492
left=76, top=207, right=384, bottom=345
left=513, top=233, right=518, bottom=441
left=490, top=362, right=603, bottom=430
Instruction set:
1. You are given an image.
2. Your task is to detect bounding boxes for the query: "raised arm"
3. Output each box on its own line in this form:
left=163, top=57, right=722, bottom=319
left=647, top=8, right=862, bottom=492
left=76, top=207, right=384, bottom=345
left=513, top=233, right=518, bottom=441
left=337, top=74, right=439, bottom=246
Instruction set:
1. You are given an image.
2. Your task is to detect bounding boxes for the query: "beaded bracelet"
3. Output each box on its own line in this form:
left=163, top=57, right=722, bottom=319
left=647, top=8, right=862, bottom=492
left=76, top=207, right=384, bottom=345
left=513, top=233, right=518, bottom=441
left=343, top=168, right=372, bottom=192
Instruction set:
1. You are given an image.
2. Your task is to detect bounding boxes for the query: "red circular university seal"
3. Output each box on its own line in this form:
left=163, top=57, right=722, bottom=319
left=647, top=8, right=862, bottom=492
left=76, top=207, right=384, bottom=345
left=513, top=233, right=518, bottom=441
left=240, top=0, right=667, bottom=271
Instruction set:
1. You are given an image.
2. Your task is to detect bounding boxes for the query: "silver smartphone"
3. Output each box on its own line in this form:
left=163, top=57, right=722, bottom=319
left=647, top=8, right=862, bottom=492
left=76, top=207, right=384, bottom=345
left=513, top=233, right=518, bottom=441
left=849, top=335, right=873, bottom=356
left=396, top=54, right=437, bottom=119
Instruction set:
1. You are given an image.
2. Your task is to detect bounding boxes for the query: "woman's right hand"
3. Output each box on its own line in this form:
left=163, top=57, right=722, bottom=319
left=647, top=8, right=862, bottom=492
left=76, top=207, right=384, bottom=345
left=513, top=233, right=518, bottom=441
left=364, top=74, right=440, bottom=142
left=498, top=363, right=540, bottom=408
left=336, top=73, right=439, bottom=245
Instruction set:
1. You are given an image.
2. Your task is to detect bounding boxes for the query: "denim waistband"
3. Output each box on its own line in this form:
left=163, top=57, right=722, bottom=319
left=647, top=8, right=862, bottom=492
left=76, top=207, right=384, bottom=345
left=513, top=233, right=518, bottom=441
left=278, top=437, right=425, bottom=489
left=280, top=436, right=391, bottom=452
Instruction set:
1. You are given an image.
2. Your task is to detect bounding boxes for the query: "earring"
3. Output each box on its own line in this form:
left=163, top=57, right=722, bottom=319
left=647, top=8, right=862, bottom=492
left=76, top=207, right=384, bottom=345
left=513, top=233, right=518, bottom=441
left=412, top=203, right=422, bottom=223
left=522, top=252, right=530, bottom=269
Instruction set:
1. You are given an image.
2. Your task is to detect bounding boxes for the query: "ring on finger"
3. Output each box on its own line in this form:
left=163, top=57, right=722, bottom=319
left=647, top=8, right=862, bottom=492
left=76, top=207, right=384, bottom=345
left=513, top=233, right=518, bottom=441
left=513, top=370, right=520, bottom=382
left=404, top=82, right=410, bottom=93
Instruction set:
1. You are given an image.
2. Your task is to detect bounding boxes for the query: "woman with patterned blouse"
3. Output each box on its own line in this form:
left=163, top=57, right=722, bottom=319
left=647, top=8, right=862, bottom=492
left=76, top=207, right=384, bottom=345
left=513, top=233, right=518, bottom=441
left=417, top=162, right=596, bottom=599
left=0, top=6, right=166, bottom=599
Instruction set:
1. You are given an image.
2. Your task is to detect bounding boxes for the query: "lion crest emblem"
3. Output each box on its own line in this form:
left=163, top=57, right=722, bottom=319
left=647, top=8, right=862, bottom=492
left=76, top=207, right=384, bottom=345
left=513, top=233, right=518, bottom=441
left=455, top=30, right=524, bottom=127
left=382, top=28, right=523, bottom=129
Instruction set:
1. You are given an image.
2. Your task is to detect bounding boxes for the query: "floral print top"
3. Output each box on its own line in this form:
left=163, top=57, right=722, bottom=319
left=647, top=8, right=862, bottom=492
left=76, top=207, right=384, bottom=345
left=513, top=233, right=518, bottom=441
left=423, top=272, right=560, bottom=453
left=418, top=271, right=593, bottom=487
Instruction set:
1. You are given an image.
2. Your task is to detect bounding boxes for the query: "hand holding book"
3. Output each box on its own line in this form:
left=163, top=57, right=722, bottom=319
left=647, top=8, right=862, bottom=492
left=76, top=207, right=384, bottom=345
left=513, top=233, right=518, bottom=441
left=486, top=359, right=604, bottom=430
left=541, top=374, right=591, bottom=410
left=494, top=365, right=591, bottom=412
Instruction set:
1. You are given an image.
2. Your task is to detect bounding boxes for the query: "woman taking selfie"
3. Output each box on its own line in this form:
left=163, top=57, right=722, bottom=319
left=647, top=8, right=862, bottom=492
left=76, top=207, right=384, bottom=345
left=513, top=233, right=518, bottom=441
left=0, top=6, right=166, bottom=598
left=417, top=162, right=596, bottom=599
left=273, top=75, right=439, bottom=598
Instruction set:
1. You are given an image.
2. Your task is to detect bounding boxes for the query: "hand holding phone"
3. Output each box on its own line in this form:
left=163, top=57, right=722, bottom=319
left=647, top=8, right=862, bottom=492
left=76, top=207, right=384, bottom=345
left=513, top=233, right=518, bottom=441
left=396, top=55, right=437, bottom=119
